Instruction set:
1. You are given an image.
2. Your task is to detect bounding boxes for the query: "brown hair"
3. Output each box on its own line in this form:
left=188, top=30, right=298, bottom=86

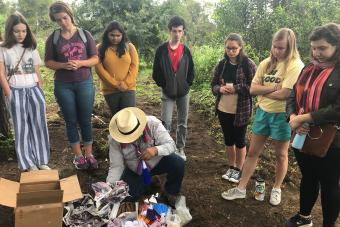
left=309, top=23, right=340, bottom=65
left=1, top=12, right=37, bottom=49
left=224, top=33, right=247, bottom=63
left=265, top=28, right=300, bottom=74
left=49, top=1, right=75, bottom=24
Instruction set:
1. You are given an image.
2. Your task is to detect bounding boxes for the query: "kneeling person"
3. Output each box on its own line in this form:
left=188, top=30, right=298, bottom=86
left=106, top=107, right=185, bottom=202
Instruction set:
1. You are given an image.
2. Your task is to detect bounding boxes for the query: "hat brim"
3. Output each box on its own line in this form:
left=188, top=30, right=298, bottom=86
left=109, top=107, right=147, bottom=144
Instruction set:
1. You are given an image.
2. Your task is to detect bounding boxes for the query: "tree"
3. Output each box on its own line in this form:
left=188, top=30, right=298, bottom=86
left=213, top=0, right=340, bottom=61
left=17, top=0, right=54, bottom=35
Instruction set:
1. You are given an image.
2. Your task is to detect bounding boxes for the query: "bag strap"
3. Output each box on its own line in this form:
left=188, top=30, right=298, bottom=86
left=7, top=48, right=26, bottom=82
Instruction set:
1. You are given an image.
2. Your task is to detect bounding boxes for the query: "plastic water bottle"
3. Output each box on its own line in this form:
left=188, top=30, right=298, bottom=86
left=292, top=123, right=309, bottom=149
left=292, top=133, right=307, bottom=149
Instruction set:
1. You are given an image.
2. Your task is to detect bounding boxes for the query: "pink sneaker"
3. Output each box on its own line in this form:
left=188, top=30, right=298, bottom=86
left=86, top=155, right=98, bottom=169
left=73, top=156, right=89, bottom=170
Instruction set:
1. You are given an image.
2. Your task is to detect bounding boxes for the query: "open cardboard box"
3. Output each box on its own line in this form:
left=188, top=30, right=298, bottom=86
left=0, top=170, right=83, bottom=227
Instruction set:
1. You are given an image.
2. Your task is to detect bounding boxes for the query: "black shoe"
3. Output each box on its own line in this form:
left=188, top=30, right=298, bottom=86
left=285, top=213, right=313, bottom=227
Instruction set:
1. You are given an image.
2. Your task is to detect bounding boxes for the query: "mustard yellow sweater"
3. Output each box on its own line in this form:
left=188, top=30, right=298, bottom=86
left=95, top=43, right=139, bottom=94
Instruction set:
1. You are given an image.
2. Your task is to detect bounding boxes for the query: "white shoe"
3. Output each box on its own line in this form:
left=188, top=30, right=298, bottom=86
left=269, top=188, right=281, bottom=206
left=221, top=187, right=246, bottom=200
left=176, top=149, right=187, bottom=161
left=222, top=168, right=233, bottom=181
left=38, top=165, right=51, bottom=170
left=28, top=165, right=39, bottom=171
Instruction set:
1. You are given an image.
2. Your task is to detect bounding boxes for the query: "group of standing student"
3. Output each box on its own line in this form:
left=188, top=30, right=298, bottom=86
left=0, top=1, right=338, bottom=226
left=215, top=25, right=340, bottom=226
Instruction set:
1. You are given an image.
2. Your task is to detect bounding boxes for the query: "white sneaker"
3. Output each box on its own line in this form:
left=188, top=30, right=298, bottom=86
left=270, top=188, right=281, bottom=206
left=28, top=165, right=39, bottom=171
left=228, top=169, right=241, bottom=183
left=38, top=165, right=51, bottom=170
left=221, top=187, right=246, bottom=200
left=222, top=168, right=233, bottom=181
left=176, top=149, right=187, bottom=161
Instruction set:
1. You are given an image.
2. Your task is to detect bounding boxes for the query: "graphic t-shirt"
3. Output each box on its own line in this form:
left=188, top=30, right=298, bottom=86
left=44, top=30, right=97, bottom=82
left=252, top=57, right=304, bottom=113
left=0, top=44, right=41, bottom=86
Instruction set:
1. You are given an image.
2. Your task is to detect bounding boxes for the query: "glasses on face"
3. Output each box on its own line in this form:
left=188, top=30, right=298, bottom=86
left=225, top=46, right=239, bottom=52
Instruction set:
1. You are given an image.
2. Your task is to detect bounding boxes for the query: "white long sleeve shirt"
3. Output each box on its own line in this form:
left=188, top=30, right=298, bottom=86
left=106, top=116, right=176, bottom=184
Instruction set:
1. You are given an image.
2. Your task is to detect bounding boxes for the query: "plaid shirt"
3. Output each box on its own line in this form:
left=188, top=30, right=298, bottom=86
left=211, top=57, right=257, bottom=126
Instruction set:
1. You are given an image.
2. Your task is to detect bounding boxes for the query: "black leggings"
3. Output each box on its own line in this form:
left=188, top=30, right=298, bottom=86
left=294, top=148, right=340, bottom=227
left=217, top=110, right=247, bottom=148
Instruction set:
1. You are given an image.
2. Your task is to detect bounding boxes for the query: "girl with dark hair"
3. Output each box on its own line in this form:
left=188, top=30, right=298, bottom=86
left=0, top=12, right=50, bottom=171
left=45, top=1, right=99, bottom=170
left=285, top=23, right=340, bottom=227
left=211, top=33, right=256, bottom=183
left=95, top=21, right=139, bottom=116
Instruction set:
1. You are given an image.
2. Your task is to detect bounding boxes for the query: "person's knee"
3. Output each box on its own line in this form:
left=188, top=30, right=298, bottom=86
left=275, top=151, right=288, bottom=163
left=247, top=147, right=260, bottom=158
left=169, top=154, right=185, bottom=176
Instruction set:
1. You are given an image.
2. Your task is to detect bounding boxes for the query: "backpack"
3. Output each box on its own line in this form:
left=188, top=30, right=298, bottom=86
left=52, top=28, right=89, bottom=59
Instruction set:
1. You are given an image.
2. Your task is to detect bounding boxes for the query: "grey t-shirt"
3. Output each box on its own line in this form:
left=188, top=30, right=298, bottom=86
left=44, top=30, right=97, bottom=82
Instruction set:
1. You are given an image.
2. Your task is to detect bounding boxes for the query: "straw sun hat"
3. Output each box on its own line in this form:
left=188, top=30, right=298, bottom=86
left=109, top=107, right=147, bottom=144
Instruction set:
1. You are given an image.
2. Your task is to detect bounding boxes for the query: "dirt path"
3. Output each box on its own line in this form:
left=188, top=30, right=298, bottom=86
left=0, top=97, right=339, bottom=226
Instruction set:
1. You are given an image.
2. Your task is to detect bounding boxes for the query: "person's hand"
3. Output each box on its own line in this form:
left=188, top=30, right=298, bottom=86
left=68, top=60, right=83, bottom=71
left=296, top=123, right=310, bottom=135
left=3, top=87, right=11, bottom=97
left=273, top=84, right=281, bottom=92
left=139, top=147, right=158, bottom=161
left=38, top=80, right=43, bottom=88
left=289, top=114, right=304, bottom=130
left=219, top=86, right=227, bottom=94
left=119, top=81, right=128, bottom=91
left=224, top=83, right=235, bottom=94
left=63, top=62, right=75, bottom=71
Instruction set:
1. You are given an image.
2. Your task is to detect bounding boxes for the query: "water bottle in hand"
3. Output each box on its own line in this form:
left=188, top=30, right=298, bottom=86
left=292, top=123, right=309, bottom=149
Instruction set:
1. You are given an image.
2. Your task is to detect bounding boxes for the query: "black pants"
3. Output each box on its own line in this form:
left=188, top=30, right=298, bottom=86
left=294, top=148, right=340, bottom=227
left=121, top=153, right=185, bottom=202
left=217, top=110, right=247, bottom=148
left=104, top=90, right=136, bottom=116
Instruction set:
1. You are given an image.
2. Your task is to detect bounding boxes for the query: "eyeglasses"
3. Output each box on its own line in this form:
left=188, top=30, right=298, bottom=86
left=225, top=46, right=239, bottom=52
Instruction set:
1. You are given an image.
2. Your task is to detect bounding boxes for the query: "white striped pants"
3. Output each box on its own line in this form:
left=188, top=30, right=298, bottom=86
left=9, top=85, right=50, bottom=170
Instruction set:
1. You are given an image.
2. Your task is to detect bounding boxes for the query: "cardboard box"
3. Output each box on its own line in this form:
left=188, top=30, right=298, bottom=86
left=0, top=170, right=83, bottom=227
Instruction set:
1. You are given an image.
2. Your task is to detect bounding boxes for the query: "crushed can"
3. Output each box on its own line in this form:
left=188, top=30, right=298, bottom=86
left=254, top=177, right=265, bottom=201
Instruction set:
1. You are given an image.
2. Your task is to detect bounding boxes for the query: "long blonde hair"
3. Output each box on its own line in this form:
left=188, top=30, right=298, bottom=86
left=265, top=28, right=300, bottom=74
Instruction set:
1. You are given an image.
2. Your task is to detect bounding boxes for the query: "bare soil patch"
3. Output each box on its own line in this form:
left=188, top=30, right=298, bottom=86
left=0, top=98, right=339, bottom=226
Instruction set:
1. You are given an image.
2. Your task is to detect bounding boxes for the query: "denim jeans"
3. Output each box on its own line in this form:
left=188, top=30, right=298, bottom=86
left=161, top=91, right=190, bottom=150
left=121, top=153, right=185, bottom=202
left=54, top=77, right=94, bottom=145
left=104, top=91, right=136, bottom=116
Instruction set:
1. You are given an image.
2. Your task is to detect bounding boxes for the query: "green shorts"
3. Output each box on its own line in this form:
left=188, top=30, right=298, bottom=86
left=252, top=108, right=291, bottom=141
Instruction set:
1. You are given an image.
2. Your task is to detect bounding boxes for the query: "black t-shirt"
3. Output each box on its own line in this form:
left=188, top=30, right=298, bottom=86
left=222, top=62, right=238, bottom=84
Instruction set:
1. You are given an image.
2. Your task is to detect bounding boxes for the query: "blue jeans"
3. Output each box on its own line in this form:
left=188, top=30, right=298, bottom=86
left=161, top=91, right=190, bottom=150
left=121, top=153, right=185, bottom=202
left=54, top=77, right=94, bottom=145
left=104, top=91, right=136, bottom=116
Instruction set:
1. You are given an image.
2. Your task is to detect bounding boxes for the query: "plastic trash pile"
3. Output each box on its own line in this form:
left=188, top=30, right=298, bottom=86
left=63, top=181, right=192, bottom=227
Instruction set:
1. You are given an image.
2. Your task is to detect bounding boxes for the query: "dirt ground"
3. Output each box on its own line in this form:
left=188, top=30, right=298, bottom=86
left=0, top=97, right=339, bottom=227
